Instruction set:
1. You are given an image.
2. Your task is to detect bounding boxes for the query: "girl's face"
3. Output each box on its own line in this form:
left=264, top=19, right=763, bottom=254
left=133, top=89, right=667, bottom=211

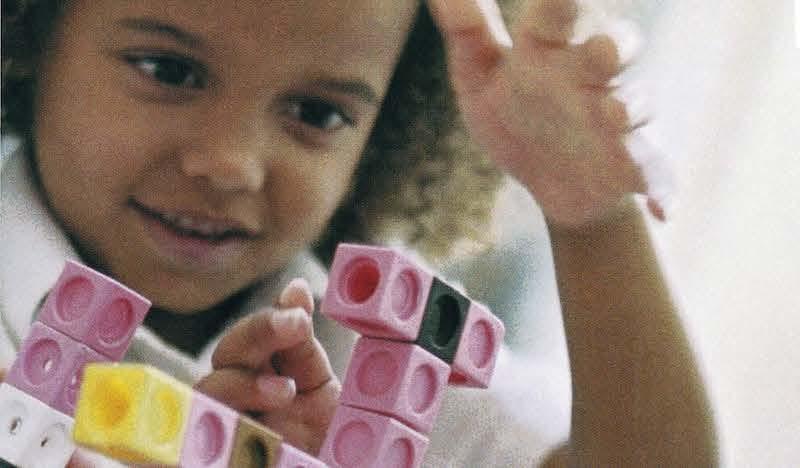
left=34, top=0, right=418, bottom=312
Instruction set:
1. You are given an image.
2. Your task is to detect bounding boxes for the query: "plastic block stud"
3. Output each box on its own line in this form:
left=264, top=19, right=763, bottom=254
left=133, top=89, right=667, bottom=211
left=72, top=363, right=191, bottom=466
left=229, top=416, right=283, bottom=468
left=0, top=383, right=75, bottom=468
left=321, top=244, right=433, bottom=340
left=449, top=301, right=505, bottom=388
left=179, top=392, right=239, bottom=468
left=414, top=278, right=471, bottom=364
left=37, top=260, right=151, bottom=360
left=5, top=321, right=110, bottom=416
left=276, top=443, right=328, bottom=468
left=319, top=405, right=428, bottom=468
left=340, top=337, right=449, bottom=434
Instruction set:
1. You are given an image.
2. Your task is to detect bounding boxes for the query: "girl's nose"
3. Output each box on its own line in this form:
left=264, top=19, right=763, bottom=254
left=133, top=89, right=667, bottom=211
left=180, top=146, right=266, bottom=192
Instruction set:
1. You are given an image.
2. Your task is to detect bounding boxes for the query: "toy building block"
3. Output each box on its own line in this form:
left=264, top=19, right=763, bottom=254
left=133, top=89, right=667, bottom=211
left=413, top=277, right=471, bottom=363
left=72, top=363, right=192, bottom=466
left=339, top=337, right=449, bottom=434
left=321, top=244, right=434, bottom=340
left=276, top=443, right=328, bottom=468
left=5, top=321, right=110, bottom=417
left=447, top=301, right=505, bottom=388
left=179, top=391, right=239, bottom=468
left=36, top=260, right=150, bottom=361
left=0, top=383, right=75, bottom=468
left=319, top=405, right=428, bottom=468
left=229, top=416, right=283, bottom=468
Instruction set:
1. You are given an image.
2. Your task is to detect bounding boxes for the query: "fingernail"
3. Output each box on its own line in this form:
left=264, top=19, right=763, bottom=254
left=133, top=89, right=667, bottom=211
left=257, top=375, right=296, bottom=400
left=278, top=278, right=314, bottom=314
left=478, top=0, right=513, bottom=48
left=270, top=309, right=306, bottom=334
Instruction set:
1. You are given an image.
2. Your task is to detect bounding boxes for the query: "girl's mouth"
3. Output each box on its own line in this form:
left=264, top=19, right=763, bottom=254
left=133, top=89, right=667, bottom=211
left=128, top=199, right=255, bottom=243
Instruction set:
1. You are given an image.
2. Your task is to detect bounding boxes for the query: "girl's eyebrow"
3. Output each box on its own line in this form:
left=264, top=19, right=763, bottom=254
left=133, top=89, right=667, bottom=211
left=309, top=78, right=378, bottom=106
left=116, top=17, right=206, bottom=50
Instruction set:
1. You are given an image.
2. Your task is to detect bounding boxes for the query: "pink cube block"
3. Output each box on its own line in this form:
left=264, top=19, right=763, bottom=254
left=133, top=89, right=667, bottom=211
left=340, top=337, right=449, bottom=434
left=179, top=392, right=239, bottom=468
left=276, top=443, right=328, bottom=468
left=6, top=321, right=110, bottom=416
left=319, top=406, right=428, bottom=468
left=448, top=302, right=505, bottom=388
left=321, top=244, right=433, bottom=340
left=37, top=260, right=151, bottom=360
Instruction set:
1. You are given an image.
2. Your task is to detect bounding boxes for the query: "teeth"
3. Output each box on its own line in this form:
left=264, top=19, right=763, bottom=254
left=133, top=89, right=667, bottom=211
left=160, top=212, right=237, bottom=237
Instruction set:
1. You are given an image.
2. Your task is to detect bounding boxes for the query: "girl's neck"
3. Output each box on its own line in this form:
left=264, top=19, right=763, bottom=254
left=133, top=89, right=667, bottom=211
left=143, top=286, right=254, bottom=357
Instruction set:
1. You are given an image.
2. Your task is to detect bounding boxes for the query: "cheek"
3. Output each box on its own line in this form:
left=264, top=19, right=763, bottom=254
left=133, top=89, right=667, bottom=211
left=268, top=159, right=357, bottom=238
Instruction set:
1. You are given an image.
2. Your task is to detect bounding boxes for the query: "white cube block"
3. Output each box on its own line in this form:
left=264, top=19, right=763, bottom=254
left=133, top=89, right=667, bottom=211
left=0, top=383, right=75, bottom=468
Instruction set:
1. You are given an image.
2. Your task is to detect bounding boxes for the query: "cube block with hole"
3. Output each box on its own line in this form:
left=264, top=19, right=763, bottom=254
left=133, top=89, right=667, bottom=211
left=0, top=383, right=76, bottom=468
left=229, top=416, right=283, bottom=468
left=413, top=278, right=472, bottom=364
left=37, top=260, right=151, bottom=361
left=339, top=337, right=449, bottom=434
left=179, top=391, right=239, bottom=468
left=448, top=301, right=505, bottom=388
left=319, top=405, right=428, bottom=468
left=276, top=442, right=328, bottom=468
left=5, top=321, right=110, bottom=417
left=321, top=244, right=434, bottom=340
left=72, top=363, right=192, bottom=465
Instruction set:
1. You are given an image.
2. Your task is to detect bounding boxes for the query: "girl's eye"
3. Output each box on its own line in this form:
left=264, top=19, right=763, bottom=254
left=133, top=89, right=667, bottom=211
left=125, top=54, right=206, bottom=89
left=285, top=98, right=353, bottom=131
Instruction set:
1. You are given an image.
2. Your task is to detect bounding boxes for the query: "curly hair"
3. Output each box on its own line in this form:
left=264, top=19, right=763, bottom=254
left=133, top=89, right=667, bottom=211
left=2, top=1, right=516, bottom=265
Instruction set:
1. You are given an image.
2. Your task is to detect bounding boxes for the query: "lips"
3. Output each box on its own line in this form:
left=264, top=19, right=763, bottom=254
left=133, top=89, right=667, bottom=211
left=129, top=199, right=257, bottom=242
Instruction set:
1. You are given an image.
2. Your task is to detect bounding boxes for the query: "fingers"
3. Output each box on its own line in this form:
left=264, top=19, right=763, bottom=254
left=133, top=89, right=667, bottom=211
left=273, top=336, right=335, bottom=393
left=517, top=0, right=579, bottom=46
left=427, top=0, right=511, bottom=92
left=195, top=368, right=296, bottom=412
left=212, top=306, right=312, bottom=370
left=278, top=277, right=314, bottom=315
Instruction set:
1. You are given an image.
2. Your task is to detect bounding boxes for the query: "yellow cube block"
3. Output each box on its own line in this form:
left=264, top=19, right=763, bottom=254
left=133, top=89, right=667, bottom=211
left=72, top=363, right=192, bottom=465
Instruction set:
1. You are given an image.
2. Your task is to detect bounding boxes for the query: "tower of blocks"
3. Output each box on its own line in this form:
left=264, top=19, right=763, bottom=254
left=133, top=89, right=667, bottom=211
left=0, top=260, right=151, bottom=467
left=317, top=243, right=505, bottom=467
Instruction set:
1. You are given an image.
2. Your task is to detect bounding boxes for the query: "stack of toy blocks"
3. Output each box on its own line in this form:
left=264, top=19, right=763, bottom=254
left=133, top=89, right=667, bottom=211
left=71, top=362, right=327, bottom=467
left=0, top=260, right=151, bottom=467
left=318, top=243, right=505, bottom=467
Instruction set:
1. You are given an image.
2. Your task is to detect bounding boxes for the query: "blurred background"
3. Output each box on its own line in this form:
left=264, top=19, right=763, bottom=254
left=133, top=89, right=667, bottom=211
left=2, top=0, right=797, bottom=465
left=453, top=0, right=799, bottom=465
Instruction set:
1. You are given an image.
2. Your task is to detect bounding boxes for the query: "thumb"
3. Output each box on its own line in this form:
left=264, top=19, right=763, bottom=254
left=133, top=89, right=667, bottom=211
left=426, top=0, right=512, bottom=92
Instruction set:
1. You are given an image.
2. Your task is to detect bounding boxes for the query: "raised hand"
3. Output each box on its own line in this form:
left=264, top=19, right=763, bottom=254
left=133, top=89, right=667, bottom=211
left=195, top=278, right=340, bottom=455
left=427, top=0, right=671, bottom=227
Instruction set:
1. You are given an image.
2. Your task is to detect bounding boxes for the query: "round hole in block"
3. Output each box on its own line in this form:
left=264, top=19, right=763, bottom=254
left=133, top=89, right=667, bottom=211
left=356, top=350, right=398, bottom=397
left=390, top=270, right=419, bottom=321
left=409, top=364, right=439, bottom=413
left=468, top=319, right=495, bottom=368
left=55, top=277, right=94, bottom=322
left=243, top=437, right=268, bottom=468
left=333, top=421, right=373, bottom=466
left=37, top=423, right=68, bottom=457
left=191, top=411, right=225, bottom=463
left=92, top=376, right=131, bottom=430
left=341, top=258, right=380, bottom=304
left=433, top=295, right=461, bottom=348
left=151, top=386, right=182, bottom=443
left=23, top=338, right=62, bottom=385
left=97, top=299, right=134, bottom=346
left=385, top=437, right=415, bottom=468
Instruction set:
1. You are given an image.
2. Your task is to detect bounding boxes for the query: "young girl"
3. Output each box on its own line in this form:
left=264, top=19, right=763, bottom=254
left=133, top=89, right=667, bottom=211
left=1, top=0, right=717, bottom=466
